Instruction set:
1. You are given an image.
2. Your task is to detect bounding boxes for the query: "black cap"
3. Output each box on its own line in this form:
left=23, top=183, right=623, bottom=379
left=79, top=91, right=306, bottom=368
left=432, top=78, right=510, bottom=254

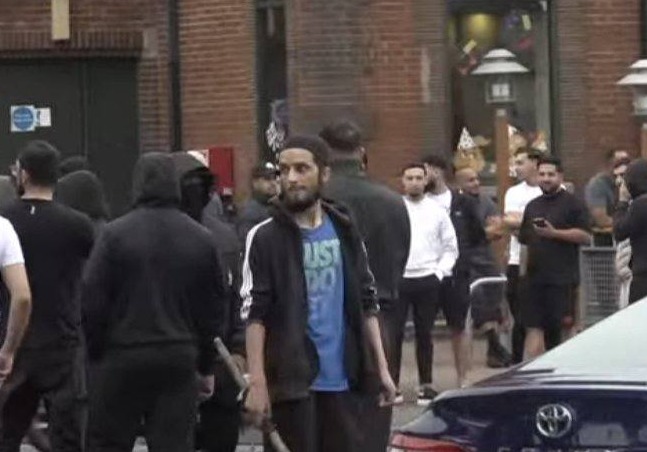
left=252, top=162, right=278, bottom=179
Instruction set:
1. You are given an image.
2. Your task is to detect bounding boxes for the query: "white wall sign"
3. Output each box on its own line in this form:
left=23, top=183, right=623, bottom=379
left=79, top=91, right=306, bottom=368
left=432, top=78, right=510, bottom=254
left=37, top=108, right=52, bottom=127
left=10, top=106, right=53, bottom=132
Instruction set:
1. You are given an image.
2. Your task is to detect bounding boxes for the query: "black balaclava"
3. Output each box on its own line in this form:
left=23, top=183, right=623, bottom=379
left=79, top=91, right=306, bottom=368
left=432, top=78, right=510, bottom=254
left=180, top=169, right=212, bottom=221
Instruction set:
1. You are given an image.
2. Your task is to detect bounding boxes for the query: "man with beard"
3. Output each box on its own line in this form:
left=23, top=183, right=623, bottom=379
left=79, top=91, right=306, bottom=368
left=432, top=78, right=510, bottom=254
left=454, top=167, right=511, bottom=368
left=399, top=163, right=458, bottom=403
left=236, top=162, right=279, bottom=242
left=502, top=148, right=542, bottom=364
left=242, top=135, right=396, bottom=452
left=0, top=141, right=95, bottom=451
left=422, top=154, right=485, bottom=391
left=519, top=156, right=591, bottom=358
left=585, top=149, right=631, bottom=246
left=82, top=153, right=225, bottom=451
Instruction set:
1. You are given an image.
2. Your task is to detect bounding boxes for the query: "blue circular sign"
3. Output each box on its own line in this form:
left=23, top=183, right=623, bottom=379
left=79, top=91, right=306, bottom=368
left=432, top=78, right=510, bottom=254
left=12, top=107, right=35, bottom=132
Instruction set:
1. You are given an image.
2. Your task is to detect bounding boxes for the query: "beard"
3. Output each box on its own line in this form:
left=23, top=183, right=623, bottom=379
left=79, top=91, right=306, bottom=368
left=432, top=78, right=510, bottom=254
left=282, top=186, right=321, bottom=213
left=406, top=191, right=425, bottom=201
left=540, top=183, right=560, bottom=195
left=424, top=180, right=436, bottom=193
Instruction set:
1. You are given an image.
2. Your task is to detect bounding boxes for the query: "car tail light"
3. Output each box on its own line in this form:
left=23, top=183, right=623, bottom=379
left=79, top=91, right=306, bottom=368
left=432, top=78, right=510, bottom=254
left=390, top=433, right=467, bottom=451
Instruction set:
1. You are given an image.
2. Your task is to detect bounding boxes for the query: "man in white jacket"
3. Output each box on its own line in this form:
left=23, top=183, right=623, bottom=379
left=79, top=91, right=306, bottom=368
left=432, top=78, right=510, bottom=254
left=394, top=163, right=458, bottom=405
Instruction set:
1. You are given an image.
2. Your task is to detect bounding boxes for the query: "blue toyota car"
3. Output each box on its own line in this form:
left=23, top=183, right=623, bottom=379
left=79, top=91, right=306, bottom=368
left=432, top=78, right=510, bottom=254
left=390, top=300, right=647, bottom=452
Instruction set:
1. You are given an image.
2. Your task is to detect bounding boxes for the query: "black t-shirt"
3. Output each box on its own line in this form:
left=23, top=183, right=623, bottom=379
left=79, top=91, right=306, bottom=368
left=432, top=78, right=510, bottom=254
left=2, top=199, right=94, bottom=349
left=520, top=190, right=590, bottom=285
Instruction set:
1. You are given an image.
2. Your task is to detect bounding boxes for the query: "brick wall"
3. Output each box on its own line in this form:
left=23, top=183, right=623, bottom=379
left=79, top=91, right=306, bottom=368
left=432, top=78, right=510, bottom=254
left=178, top=0, right=258, bottom=200
left=0, top=0, right=172, bottom=152
left=3, top=0, right=643, bottom=195
left=582, top=0, right=640, bottom=182
left=556, top=0, right=641, bottom=189
left=363, top=0, right=449, bottom=188
left=287, top=0, right=448, bottom=190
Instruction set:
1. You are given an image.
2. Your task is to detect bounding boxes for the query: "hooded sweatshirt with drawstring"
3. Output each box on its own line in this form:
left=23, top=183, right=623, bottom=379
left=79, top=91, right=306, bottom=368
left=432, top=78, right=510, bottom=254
left=81, top=153, right=225, bottom=373
left=615, top=158, right=647, bottom=278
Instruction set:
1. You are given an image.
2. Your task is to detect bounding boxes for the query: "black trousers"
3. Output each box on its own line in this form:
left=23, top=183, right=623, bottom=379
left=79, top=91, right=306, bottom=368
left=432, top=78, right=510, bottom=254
left=266, top=392, right=363, bottom=452
left=87, top=344, right=198, bottom=452
left=395, top=275, right=441, bottom=386
left=360, top=308, right=393, bottom=452
left=0, top=346, right=83, bottom=452
left=196, top=362, right=241, bottom=452
left=506, top=265, right=526, bottom=364
left=629, top=274, right=647, bottom=305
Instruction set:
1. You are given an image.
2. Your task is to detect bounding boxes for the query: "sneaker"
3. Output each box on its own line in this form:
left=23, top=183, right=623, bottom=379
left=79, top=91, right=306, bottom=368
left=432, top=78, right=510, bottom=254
left=487, top=341, right=513, bottom=369
left=486, top=353, right=512, bottom=369
left=416, top=386, right=439, bottom=406
left=393, top=391, right=404, bottom=405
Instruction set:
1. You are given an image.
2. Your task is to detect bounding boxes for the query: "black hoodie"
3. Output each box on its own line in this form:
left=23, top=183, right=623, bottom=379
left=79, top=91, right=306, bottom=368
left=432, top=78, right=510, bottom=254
left=615, top=158, right=647, bottom=276
left=324, top=160, right=410, bottom=310
left=55, top=170, right=110, bottom=233
left=171, top=152, right=244, bottom=357
left=81, top=153, right=225, bottom=373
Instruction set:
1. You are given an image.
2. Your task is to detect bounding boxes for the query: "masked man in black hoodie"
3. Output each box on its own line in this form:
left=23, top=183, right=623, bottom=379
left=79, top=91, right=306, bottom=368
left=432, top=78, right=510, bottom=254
left=242, top=135, right=396, bottom=452
left=170, top=152, right=245, bottom=452
left=82, top=153, right=225, bottom=452
left=614, top=158, right=647, bottom=304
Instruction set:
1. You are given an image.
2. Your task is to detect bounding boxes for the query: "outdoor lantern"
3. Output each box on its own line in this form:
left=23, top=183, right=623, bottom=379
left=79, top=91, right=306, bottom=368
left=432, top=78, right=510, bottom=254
left=472, top=48, right=530, bottom=104
left=617, top=60, right=647, bottom=116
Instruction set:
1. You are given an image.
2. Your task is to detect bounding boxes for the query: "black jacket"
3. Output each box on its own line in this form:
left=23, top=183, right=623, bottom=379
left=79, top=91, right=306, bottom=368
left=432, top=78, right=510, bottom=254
left=447, top=189, right=488, bottom=276
left=324, top=161, right=410, bottom=310
left=81, top=153, right=225, bottom=374
left=615, top=159, right=647, bottom=276
left=171, top=151, right=245, bottom=357
left=241, top=199, right=380, bottom=402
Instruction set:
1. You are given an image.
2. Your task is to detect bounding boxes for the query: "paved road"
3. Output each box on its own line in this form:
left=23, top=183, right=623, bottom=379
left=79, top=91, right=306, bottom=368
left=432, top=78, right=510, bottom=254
left=21, top=335, right=506, bottom=451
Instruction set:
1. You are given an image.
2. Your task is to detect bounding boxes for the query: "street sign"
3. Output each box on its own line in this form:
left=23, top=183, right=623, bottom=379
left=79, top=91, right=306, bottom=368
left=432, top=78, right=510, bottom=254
left=37, top=108, right=52, bottom=127
left=10, top=106, right=52, bottom=132
left=10, top=105, right=37, bottom=132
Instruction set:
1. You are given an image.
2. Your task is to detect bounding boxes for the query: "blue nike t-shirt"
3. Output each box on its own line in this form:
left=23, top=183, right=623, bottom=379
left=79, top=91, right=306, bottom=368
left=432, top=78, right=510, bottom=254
left=301, top=214, right=348, bottom=392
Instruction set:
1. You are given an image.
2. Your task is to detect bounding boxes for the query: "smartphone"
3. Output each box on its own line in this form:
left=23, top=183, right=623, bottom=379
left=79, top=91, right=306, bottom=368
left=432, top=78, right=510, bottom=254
left=532, top=218, right=547, bottom=228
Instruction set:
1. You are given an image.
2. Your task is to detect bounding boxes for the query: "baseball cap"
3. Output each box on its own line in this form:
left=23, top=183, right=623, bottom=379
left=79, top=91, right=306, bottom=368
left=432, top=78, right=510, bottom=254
left=252, top=162, right=278, bottom=179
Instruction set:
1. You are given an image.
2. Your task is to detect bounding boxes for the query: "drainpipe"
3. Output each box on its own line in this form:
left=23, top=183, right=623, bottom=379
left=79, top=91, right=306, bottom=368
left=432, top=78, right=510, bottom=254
left=168, top=0, right=183, bottom=152
left=642, top=0, right=647, bottom=57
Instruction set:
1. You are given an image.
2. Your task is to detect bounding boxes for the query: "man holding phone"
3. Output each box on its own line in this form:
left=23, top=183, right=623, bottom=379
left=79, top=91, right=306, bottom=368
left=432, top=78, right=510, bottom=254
left=519, top=156, right=591, bottom=359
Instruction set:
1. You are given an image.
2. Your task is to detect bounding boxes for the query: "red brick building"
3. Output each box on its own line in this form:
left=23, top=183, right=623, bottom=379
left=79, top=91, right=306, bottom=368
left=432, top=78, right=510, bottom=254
left=0, top=0, right=642, bottom=207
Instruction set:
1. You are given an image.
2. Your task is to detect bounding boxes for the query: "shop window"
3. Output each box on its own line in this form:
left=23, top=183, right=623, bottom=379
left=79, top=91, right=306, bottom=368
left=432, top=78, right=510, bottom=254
left=448, top=0, right=552, bottom=180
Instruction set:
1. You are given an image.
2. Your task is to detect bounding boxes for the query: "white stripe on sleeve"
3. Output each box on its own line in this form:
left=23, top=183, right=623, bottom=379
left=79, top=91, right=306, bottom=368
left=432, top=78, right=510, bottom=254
left=239, top=218, right=273, bottom=321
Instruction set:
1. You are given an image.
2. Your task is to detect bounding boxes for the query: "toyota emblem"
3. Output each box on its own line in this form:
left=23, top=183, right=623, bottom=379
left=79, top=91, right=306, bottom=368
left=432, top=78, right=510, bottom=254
left=535, top=404, right=574, bottom=439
